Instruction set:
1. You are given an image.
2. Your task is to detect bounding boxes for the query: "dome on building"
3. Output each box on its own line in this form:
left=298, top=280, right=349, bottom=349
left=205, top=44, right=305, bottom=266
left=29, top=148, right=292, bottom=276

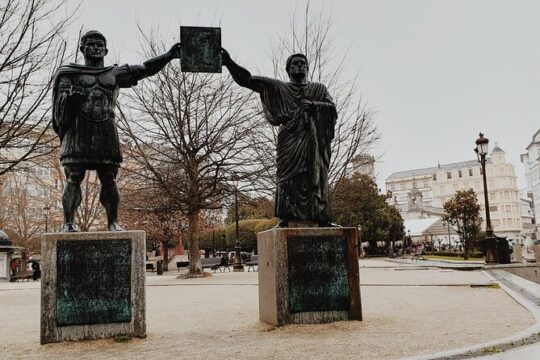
left=491, top=142, right=505, bottom=153
left=0, top=229, right=11, bottom=246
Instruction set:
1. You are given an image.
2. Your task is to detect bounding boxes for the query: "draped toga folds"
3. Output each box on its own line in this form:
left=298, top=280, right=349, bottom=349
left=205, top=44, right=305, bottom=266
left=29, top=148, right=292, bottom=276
left=254, top=76, right=338, bottom=222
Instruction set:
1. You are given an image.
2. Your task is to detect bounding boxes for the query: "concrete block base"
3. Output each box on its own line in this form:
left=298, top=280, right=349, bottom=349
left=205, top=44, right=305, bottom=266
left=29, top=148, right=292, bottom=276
left=40, top=231, right=146, bottom=344
left=257, top=227, right=362, bottom=326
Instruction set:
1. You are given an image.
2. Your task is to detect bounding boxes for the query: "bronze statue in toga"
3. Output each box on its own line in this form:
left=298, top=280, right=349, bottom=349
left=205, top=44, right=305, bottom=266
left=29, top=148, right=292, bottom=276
left=222, top=49, right=338, bottom=227
left=52, top=30, right=181, bottom=232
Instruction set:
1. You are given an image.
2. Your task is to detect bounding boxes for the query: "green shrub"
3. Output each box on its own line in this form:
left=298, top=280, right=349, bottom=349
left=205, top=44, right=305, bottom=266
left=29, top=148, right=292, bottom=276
left=425, top=250, right=484, bottom=258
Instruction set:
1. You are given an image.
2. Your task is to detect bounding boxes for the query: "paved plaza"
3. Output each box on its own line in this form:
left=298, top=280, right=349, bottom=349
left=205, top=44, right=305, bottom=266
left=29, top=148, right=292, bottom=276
left=1, top=259, right=539, bottom=359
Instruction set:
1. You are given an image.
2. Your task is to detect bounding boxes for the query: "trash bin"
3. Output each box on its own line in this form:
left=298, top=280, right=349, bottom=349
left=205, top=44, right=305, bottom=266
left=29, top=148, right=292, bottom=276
left=157, top=260, right=163, bottom=275
left=496, top=237, right=511, bottom=264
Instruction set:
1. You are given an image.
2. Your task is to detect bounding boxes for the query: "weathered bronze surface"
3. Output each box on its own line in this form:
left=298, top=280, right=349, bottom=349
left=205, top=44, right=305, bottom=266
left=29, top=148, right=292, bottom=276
left=287, top=235, right=349, bottom=313
left=181, top=26, right=221, bottom=73
left=222, top=49, right=337, bottom=227
left=56, top=239, right=131, bottom=326
left=52, top=30, right=181, bottom=232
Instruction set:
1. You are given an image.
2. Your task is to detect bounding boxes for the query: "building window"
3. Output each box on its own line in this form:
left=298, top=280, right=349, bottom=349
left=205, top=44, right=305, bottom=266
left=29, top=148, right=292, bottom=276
left=400, top=183, right=406, bottom=190
left=433, top=174, right=437, bottom=181
left=423, top=181, right=429, bottom=188
left=458, top=170, right=462, bottom=178
left=489, top=206, right=497, bottom=212
left=447, top=172, right=452, bottom=179
left=469, top=168, right=473, bottom=176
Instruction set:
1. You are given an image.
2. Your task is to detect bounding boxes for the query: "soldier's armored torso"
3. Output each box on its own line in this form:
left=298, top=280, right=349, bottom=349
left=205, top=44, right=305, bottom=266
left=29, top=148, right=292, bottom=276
left=52, top=64, right=140, bottom=167
left=77, top=72, right=117, bottom=123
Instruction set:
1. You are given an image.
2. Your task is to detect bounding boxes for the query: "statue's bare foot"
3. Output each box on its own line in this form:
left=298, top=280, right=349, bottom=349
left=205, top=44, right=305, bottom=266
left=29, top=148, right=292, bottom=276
left=273, top=219, right=289, bottom=228
left=108, top=222, right=125, bottom=231
left=318, top=221, right=341, bottom=228
left=63, top=223, right=80, bottom=232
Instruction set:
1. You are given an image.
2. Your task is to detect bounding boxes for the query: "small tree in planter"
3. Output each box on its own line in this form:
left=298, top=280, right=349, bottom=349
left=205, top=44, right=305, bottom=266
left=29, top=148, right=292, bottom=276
left=443, top=189, right=481, bottom=260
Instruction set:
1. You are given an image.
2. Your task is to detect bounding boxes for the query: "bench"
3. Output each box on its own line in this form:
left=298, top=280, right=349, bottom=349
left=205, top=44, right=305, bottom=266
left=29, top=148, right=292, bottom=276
left=10, top=270, right=34, bottom=282
left=411, top=249, right=425, bottom=262
left=146, top=260, right=158, bottom=271
left=177, top=258, right=231, bottom=272
left=246, top=255, right=258, bottom=272
left=202, top=257, right=231, bottom=272
left=176, top=261, right=190, bottom=271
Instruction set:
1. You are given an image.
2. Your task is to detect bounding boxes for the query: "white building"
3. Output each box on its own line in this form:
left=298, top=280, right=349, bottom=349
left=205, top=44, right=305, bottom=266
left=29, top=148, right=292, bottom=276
left=521, top=129, right=540, bottom=238
left=386, top=144, right=522, bottom=239
left=520, top=197, right=536, bottom=243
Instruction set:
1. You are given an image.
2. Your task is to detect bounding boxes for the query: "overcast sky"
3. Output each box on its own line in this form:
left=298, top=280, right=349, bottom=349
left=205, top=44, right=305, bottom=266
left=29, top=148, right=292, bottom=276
left=63, top=0, right=540, bottom=191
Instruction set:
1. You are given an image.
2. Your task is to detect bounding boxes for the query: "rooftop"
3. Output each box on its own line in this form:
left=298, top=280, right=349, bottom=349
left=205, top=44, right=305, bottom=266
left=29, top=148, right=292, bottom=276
left=387, top=159, right=490, bottom=180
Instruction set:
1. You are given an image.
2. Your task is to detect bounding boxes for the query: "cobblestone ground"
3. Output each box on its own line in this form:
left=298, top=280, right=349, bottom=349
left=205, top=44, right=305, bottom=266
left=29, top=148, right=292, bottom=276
left=0, top=260, right=535, bottom=360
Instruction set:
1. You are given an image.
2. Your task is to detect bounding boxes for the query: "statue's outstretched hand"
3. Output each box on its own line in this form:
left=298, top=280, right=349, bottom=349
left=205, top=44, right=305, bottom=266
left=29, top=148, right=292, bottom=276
left=169, top=43, right=182, bottom=59
left=221, top=47, right=231, bottom=65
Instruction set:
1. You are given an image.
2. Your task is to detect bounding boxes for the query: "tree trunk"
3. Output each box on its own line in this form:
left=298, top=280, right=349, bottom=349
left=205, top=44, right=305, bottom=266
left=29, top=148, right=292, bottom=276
left=187, top=209, right=203, bottom=274
left=463, top=238, right=470, bottom=260
left=162, top=240, right=169, bottom=271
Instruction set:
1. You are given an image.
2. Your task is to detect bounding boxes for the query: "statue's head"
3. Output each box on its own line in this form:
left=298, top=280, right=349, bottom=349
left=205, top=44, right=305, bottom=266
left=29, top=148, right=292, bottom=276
left=285, top=53, right=308, bottom=80
left=80, top=30, right=108, bottom=60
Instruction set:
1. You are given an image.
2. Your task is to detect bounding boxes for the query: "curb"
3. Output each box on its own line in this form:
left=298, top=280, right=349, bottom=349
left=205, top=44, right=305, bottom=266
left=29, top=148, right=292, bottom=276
left=399, top=270, right=540, bottom=360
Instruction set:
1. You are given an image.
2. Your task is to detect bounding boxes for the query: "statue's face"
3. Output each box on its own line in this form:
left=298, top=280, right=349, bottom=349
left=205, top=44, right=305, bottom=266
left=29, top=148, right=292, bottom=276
left=81, top=37, right=108, bottom=59
left=288, top=57, right=308, bottom=79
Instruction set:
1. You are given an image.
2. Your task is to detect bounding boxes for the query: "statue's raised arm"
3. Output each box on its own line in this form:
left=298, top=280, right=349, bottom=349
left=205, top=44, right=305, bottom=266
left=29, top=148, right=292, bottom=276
left=221, top=48, right=265, bottom=93
left=128, top=43, right=182, bottom=82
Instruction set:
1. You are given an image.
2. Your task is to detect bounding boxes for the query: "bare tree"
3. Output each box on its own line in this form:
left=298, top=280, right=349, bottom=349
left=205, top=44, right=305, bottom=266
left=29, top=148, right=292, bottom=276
left=252, top=2, right=380, bottom=196
left=75, top=173, right=105, bottom=231
left=117, top=32, right=262, bottom=276
left=1, top=171, right=46, bottom=252
left=120, top=180, right=187, bottom=270
left=0, top=0, right=75, bottom=175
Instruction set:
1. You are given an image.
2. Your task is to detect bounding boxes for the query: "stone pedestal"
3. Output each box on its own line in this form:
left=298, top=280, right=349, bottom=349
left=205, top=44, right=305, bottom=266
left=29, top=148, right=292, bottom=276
left=534, top=244, right=540, bottom=264
left=512, top=244, right=523, bottom=262
left=257, top=227, right=362, bottom=326
left=41, top=231, right=146, bottom=344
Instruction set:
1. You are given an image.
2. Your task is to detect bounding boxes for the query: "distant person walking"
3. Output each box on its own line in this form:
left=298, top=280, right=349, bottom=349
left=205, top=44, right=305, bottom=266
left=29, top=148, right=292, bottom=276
left=10, top=258, right=17, bottom=277
left=31, top=261, right=41, bottom=281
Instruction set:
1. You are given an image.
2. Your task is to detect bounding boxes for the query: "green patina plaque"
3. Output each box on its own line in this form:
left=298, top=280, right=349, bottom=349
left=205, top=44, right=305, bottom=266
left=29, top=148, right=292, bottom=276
left=56, top=239, right=132, bottom=326
left=180, top=26, right=221, bottom=73
left=288, top=236, right=349, bottom=313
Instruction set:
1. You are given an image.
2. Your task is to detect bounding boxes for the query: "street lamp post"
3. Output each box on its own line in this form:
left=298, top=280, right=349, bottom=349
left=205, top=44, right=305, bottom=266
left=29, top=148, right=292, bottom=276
left=443, top=221, right=451, bottom=250
left=474, top=132, right=498, bottom=264
left=232, top=176, right=244, bottom=272
left=43, top=205, right=51, bottom=233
